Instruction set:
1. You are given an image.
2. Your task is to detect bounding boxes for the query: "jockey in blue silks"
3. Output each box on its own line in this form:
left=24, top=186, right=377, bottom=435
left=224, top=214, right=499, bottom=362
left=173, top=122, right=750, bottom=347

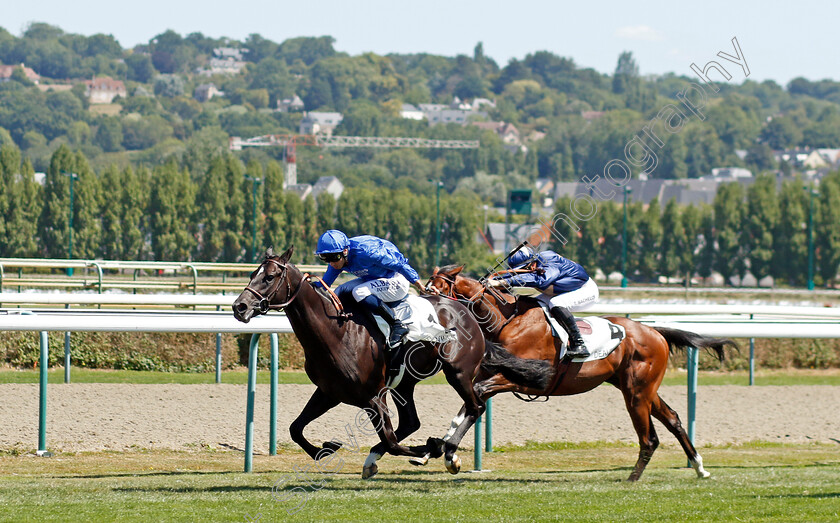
left=489, top=246, right=599, bottom=358
left=314, top=230, right=428, bottom=351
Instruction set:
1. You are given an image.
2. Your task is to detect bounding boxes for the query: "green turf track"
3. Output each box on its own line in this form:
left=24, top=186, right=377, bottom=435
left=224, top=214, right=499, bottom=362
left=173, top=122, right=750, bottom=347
left=0, top=443, right=838, bottom=522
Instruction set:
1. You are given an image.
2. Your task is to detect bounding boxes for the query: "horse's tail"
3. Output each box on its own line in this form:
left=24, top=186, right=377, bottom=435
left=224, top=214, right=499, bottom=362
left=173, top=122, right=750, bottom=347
left=653, top=327, right=737, bottom=363
left=480, top=339, right=554, bottom=390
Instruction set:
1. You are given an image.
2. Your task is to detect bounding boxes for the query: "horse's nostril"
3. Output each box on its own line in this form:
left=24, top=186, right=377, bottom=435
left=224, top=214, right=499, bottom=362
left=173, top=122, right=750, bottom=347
left=235, top=302, right=247, bottom=313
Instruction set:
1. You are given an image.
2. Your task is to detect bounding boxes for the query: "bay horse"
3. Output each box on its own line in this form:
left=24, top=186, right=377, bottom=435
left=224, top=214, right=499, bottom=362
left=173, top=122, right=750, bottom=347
left=232, top=247, right=551, bottom=478
left=427, top=265, right=736, bottom=481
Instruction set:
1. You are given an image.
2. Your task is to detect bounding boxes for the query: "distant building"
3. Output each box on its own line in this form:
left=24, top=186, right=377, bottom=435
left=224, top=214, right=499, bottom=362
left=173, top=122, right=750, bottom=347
left=197, top=47, right=248, bottom=76
left=773, top=148, right=811, bottom=166
left=276, top=95, right=305, bottom=113
left=0, top=63, right=40, bottom=84
left=472, top=121, right=522, bottom=150
left=311, top=176, right=344, bottom=200
left=414, top=100, right=488, bottom=126
left=194, top=83, right=222, bottom=102
left=708, top=167, right=752, bottom=179
left=299, top=112, right=344, bottom=135
left=399, top=103, right=424, bottom=120
left=84, top=77, right=126, bottom=104
left=816, top=148, right=840, bottom=166
left=286, top=183, right=312, bottom=200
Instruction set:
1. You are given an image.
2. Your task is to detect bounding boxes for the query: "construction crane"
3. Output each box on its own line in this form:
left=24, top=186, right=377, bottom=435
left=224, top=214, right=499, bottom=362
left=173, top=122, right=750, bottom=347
left=229, top=134, right=480, bottom=187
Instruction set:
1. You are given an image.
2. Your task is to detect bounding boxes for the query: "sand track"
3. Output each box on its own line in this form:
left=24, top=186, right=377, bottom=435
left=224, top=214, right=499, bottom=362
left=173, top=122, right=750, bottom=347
left=1, top=383, right=839, bottom=454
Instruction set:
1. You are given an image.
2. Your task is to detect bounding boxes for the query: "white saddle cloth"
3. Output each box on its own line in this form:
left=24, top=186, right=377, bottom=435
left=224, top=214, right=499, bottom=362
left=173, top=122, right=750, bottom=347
left=541, top=305, right=625, bottom=362
left=373, top=295, right=456, bottom=345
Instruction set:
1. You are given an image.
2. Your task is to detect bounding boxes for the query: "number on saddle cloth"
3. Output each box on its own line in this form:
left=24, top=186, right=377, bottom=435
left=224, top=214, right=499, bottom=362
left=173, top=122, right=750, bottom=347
left=540, top=306, right=626, bottom=361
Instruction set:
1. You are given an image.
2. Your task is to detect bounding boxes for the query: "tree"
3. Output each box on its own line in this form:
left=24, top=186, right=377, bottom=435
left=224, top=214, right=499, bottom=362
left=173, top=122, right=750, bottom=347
left=315, top=191, right=336, bottom=232
left=659, top=198, right=685, bottom=278
left=612, top=51, right=644, bottom=110
left=69, top=152, right=102, bottom=260
left=5, top=156, right=42, bottom=257
left=743, top=174, right=779, bottom=279
left=149, top=160, right=196, bottom=260
left=223, top=155, right=246, bottom=262
left=153, top=75, right=186, bottom=98
left=39, top=145, right=76, bottom=259
left=773, top=178, right=808, bottom=285
left=713, top=182, right=745, bottom=283
left=242, top=160, right=265, bottom=261
left=816, top=173, right=840, bottom=286
left=635, top=198, right=662, bottom=281
left=759, top=116, right=802, bottom=150
left=99, top=165, right=123, bottom=259
left=195, top=156, right=229, bottom=261
left=120, top=166, right=148, bottom=260
left=262, top=161, right=287, bottom=252
left=696, top=204, right=715, bottom=279
left=94, top=117, right=123, bottom=152
left=125, top=53, right=156, bottom=83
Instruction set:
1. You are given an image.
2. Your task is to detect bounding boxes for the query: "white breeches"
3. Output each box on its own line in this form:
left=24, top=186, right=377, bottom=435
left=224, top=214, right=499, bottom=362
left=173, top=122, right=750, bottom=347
left=536, top=278, right=599, bottom=312
left=342, top=273, right=411, bottom=303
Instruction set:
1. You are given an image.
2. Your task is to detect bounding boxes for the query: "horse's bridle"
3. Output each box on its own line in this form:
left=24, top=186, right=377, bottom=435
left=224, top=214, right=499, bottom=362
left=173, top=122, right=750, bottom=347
left=244, top=257, right=306, bottom=315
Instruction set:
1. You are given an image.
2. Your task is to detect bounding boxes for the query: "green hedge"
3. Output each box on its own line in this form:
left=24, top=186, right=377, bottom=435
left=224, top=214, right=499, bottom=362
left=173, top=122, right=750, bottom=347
left=1, top=331, right=837, bottom=372
left=0, top=331, right=305, bottom=372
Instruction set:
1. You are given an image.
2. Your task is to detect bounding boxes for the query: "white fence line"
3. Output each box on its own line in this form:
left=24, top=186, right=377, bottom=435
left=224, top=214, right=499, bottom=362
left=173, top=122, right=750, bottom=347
left=0, top=309, right=291, bottom=333
left=3, top=292, right=840, bottom=318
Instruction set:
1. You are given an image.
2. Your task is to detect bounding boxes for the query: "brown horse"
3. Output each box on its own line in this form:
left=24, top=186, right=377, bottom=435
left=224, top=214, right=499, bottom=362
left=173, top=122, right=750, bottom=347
left=232, top=248, right=550, bottom=478
left=427, top=265, right=736, bottom=481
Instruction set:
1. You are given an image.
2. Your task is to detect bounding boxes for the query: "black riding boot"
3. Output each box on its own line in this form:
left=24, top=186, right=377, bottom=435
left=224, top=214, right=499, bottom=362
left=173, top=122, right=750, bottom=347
left=360, top=295, right=409, bottom=350
left=550, top=306, right=590, bottom=359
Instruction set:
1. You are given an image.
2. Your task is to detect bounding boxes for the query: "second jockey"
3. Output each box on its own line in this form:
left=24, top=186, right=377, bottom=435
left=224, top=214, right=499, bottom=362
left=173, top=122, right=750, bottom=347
left=489, top=246, right=599, bottom=358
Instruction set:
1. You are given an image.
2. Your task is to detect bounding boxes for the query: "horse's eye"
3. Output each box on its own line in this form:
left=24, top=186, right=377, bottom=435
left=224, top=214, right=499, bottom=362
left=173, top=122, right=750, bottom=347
left=265, top=274, right=275, bottom=282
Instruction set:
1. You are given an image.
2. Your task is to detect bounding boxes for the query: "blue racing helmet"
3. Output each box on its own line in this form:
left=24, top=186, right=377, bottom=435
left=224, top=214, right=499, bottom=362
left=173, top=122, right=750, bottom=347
left=508, top=246, right=534, bottom=269
left=315, top=230, right=349, bottom=255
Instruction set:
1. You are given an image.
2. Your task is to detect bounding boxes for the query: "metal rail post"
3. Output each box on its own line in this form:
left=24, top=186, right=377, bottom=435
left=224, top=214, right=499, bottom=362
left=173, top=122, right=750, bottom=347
left=485, top=398, right=492, bottom=452
left=473, top=413, right=483, bottom=471
left=215, top=334, right=222, bottom=384
left=686, top=345, right=698, bottom=466
left=270, top=333, right=278, bottom=456
left=749, top=314, right=755, bottom=386
left=20, top=311, right=52, bottom=457
left=244, top=333, right=259, bottom=472
left=64, top=304, right=71, bottom=384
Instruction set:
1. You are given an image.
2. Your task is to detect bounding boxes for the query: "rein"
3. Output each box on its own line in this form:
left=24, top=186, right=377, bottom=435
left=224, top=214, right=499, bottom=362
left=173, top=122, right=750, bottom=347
left=308, top=274, right=350, bottom=319
left=428, top=271, right=519, bottom=334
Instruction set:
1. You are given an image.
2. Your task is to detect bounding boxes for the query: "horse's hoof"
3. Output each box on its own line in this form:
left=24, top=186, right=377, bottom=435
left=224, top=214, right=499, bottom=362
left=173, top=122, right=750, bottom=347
left=444, top=454, right=461, bottom=474
left=409, top=454, right=430, bottom=466
left=361, top=463, right=378, bottom=479
left=697, top=470, right=711, bottom=479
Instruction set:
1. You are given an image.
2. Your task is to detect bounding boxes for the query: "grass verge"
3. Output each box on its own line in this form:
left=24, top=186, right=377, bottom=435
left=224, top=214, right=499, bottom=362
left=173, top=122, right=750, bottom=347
left=0, top=443, right=838, bottom=522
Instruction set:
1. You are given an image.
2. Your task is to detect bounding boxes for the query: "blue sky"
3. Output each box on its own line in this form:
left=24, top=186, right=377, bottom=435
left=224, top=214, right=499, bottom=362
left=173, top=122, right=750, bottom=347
left=1, top=0, right=836, bottom=85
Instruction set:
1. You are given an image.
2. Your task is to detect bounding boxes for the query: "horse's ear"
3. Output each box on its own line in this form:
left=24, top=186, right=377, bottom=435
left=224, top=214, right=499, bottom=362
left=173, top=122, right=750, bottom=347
left=280, top=246, right=294, bottom=262
left=432, top=266, right=439, bottom=275
left=265, top=247, right=275, bottom=258
left=452, top=265, right=465, bottom=276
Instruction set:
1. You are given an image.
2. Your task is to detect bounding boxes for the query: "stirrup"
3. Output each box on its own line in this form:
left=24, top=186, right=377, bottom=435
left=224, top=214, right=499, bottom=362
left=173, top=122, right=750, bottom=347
left=565, top=343, right=590, bottom=359
left=388, top=323, right=409, bottom=349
